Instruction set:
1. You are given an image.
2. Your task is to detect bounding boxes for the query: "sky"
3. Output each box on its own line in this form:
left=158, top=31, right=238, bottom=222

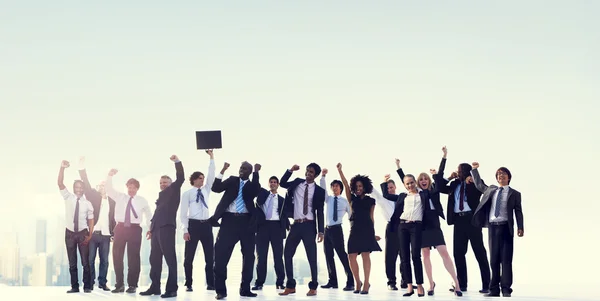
left=0, top=0, right=599, bottom=292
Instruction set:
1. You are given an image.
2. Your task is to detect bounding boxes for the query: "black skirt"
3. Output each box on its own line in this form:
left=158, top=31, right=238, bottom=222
left=421, top=211, right=446, bottom=248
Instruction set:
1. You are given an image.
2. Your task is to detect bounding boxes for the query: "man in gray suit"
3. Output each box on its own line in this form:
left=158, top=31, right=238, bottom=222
left=470, top=162, right=524, bottom=298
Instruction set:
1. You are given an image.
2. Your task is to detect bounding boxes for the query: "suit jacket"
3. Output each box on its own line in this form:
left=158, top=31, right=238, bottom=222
left=396, top=166, right=446, bottom=221
left=279, top=169, right=326, bottom=234
left=211, top=171, right=261, bottom=229
left=256, top=188, right=289, bottom=238
left=150, top=161, right=185, bottom=230
left=436, top=158, right=484, bottom=225
left=471, top=169, right=524, bottom=237
left=79, top=169, right=116, bottom=236
left=390, top=189, right=431, bottom=229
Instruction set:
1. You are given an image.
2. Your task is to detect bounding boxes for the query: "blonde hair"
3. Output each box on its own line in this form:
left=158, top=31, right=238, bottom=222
left=417, top=172, right=433, bottom=191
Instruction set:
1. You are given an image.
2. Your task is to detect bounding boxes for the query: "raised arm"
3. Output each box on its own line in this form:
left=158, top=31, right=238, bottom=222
left=469, top=162, right=488, bottom=192
left=204, top=150, right=216, bottom=190
left=336, top=163, right=352, bottom=203
left=170, top=155, right=185, bottom=188
left=279, top=164, right=300, bottom=189
left=57, top=160, right=69, bottom=190
left=211, top=162, right=231, bottom=193
left=320, top=169, right=329, bottom=197
left=252, top=163, right=261, bottom=187
left=395, top=158, right=406, bottom=182
left=380, top=174, right=398, bottom=202
left=105, top=169, right=127, bottom=202
left=436, top=146, right=452, bottom=193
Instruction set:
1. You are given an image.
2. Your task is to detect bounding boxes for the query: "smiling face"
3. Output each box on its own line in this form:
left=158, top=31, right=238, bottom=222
left=354, top=180, right=365, bottom=196
left=305, top=167, right=316, bottom=183
left=417, top=173, right=431, bottom=190
left=73, top=181, right=84, bottom=198
left=159, top=176, right=172, bottom=191
left=387, top=181, right=396, bottom=194
left=96, top=181, right=106, bottom=198
left=269, top=178, right=279, bottom=191
left=496, top=168, right=511, bottom=186
left=239, top=162, right=252, bottom=179
left=403, top=175, right=418, bottom=193
left=331, top=182, right=342, bottom=196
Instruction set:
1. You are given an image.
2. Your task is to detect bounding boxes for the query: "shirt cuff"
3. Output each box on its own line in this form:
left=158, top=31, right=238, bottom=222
left=182, top=227, right=188, bottom=233
left=216, top=173, right=224, bottom=179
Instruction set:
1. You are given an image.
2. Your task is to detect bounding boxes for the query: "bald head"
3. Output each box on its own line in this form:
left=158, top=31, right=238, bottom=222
left=239, top=161, right=253, bottom=179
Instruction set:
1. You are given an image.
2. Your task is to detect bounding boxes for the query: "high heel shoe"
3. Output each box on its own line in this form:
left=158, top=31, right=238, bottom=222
left=353, top=282, right=362, bottom=294
left=454, top=290, right=463, bottom=297
left=402, top=286, right=414, bottom=297
left=417, top=285, right=424, bottom=297
left=427, top=282, right=436, bottom=296
left=360, top=283, right=370, bottom=295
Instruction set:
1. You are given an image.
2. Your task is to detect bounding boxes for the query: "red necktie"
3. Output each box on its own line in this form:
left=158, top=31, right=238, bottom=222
left=459, top=182, right=465, bottom=211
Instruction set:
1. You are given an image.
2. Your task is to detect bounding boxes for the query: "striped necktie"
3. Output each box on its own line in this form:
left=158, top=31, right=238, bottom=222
left=235, top=181, right=246, bottom=213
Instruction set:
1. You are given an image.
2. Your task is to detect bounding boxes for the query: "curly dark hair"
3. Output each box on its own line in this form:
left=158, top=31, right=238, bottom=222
left=350, top=174, right=373, bottom=195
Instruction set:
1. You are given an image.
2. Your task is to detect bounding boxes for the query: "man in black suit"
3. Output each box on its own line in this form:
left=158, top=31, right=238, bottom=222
left=471, top=162, right=524, bottom=298
left=78, top=157, right=116, bottom=291
left=140, top=155, right=184, bottom=298
left=278, top=163, right=325, bottom=297
left=436, top=148, right=491, bottom=294
left=252, top=176, right=288, bottom=291
left=209, top=161, right=261, bottom=300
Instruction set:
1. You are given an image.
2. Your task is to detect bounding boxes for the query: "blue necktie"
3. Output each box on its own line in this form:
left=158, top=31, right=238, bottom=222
left=235, top=181, right=246, bottom=213
left=124, top=196, right=138, bottom=227
left=196, top=189, right=208, bottom=208
left=494, top=187, right=504, bottom=218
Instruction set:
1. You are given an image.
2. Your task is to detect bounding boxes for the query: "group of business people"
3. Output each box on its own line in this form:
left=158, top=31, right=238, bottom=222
left=56, top=146, right=524, bottom=299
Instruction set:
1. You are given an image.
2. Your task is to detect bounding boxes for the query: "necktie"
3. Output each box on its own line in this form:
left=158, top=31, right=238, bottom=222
left=494, top=187, right=504, bottom=218
left=266, top=194, right=275, bottom=219
left=303, top=183, right=309, bottom=215
left=333, top=196, right=338, bottom=222
left=459, top=182, right=465, bottom=211
left=124, top=196, right=138, bottom=227
left=196, top=189, right=208, bottom=209
left=73, top=197, right=80, bottom=232
left=235, top=181, right=246, bottom=213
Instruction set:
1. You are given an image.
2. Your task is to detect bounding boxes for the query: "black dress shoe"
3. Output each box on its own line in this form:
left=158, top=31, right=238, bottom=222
left=388, top=284, right=398, bottom=290
left=502, top=292, right=511, bottom=297
left=207, top=285, right=215, bottom=290
left=480, top=289, right=490, bottom=294
left=84, top=288, right=92, bottom=293
left=161, top=292, right=177, bottom=298
left=342, top=285, right=354, bottom=291
left=276, top=285, right=285, bottom=290
left=139, top=288, right=161, bottom=296
left=320, top=283, right=338, bottom=289
left=240, top=290, right=257, bottom=297
left=186, top=286, right=193, bottom=292
left=112, top=286, right=125, bottom=293
left=99, top=284, right=111, bottom=291
left=485, top=291, right=500, bottom=297
left=251, top=285, right=263, bottom=290
left=215, top=293, right=227, bottom=300
left=126, top=286, right=137, bottom=293
left=66, top=288, right=79, bottom=293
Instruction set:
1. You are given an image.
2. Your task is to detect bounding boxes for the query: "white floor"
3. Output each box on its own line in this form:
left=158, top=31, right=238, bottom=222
left=0, top=285, right=597, bottom=301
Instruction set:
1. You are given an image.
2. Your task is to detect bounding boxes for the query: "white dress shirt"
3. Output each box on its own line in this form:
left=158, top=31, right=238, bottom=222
left=453, top=181, right=472, bottom=213
left=261, top=192, right=281, bottom=221
left=94, top=197, right=112, bottom=235
left=60, top=189, right=94, bottom=232
left=293, top=180, right=315, bottom=220
left=370, top=189, right=396, bottom=222
left=489, top=185, right=510, bottom=223
left=320, top=176, right=350, bottom=226
left=105, top=176, right=151, bottom=228
left=400, top=192, right=424, bottom=221
left=180, top=159, right=216, bottom=233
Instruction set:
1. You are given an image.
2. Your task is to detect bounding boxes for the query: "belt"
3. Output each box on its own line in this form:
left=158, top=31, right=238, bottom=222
left=225, top=212, right=250, bottom=217
left=455, top=211, right=472, bottom=217
left=489, top=221, right=508, bottom=226
left=399, top=220, right=422, bottom=224
left=294, top=218, right=313, bottom=223
left=190, top=219, right=209, bottom=223
left=326, top=224, right=342, bottom=228
left=93, top=230, right=103, bottom=234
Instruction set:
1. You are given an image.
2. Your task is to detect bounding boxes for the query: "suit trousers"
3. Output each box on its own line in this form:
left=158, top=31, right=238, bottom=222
left=488, top=222, right=514, bottom=294
left=149, top=225, right=178, bottom=292
left=255, top=220, right=285, bottom=287
left=183, top=219, right=214, bottom=287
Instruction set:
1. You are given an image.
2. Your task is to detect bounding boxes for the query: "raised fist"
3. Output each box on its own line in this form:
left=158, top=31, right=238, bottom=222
left=254, top=163, right=261, bottom=172
left=322, top=168, right=328, bottom=176
left=170, top=155, right=179, bottom=162
left=442, top=146, right=447, bottom=155
left=205, top=149, right=214, bottom=158
left=336, top=163, right=342, bottom=170
left=384, top=174, right=390, bottom=181
left=61, top=160, right=70, bottom=168
left=471, top=162, right=479, bottom=169
left=430, top=169, right=437, bottom=175
left=290, top=164, right=300, bottom=171
left=108, top=168, right=118, bottom=176
left=395, top=158, right=400, bottom=168
left=223, top=162, right=230, bottom=170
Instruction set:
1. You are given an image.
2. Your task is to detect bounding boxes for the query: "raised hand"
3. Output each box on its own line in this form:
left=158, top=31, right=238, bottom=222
left=336, top=163, right=342, bottom=170
left=290, top=164, right=300, bottom=171
left=205, top=149, right=214, bottom=159
left=384, top=174, right=391, bottom=182
left=442, top=146, right=447, bottom=156
left=449, top=171, right=458, bottom=180
left=322, top=168, right=328, bottom=176
left=395, top=158, right=400, bottom=168
left=465, top=176, right=473, bottom=184
left=472, top=162, right=479, bottom=169
left=61, top=160, right=70, bottom=168
left=78, top=156, right=85, bottom=168
left=430, top=169, right=437, bottom=175
left=170, top=155, right=179, bottom=162
left=223, top=162, right=230, bottom=170
left=108, top=168, right=118, bottom=176
left=254, top=163, right=261, bottom=172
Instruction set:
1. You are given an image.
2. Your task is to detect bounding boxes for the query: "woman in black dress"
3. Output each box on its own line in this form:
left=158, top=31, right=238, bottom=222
left=395, top=147, right=462, bottom=296
left=336, top=163, right=381, bottom=295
